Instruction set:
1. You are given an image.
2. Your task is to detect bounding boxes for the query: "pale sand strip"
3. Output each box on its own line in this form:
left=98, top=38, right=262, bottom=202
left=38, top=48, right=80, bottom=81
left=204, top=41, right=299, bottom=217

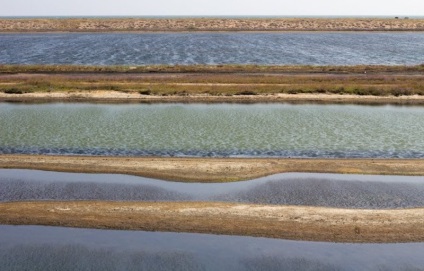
left=2, top=92, right=424, bottom=104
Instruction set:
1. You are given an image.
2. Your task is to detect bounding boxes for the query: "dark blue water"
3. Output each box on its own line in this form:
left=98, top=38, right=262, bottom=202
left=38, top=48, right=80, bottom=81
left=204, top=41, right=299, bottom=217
left=1, top=32, right=424, bottom=65
left=1, top=226, right=424, bottom=271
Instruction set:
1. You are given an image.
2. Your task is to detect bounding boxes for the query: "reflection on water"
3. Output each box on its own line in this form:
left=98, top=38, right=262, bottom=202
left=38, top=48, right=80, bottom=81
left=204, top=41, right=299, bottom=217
left=1, top=225, right=423, bottom=271
left=1, top=169, right=424, bottom=209
left=1, top=33, right=424, bottom=65
left=2, top=103, right=424, bottom=158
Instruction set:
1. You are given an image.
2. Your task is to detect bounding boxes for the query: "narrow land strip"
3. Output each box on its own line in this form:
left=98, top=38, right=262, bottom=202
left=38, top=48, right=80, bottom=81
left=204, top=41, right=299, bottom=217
left=0, top=66, right=423, bottom=104
left=1, top=18, right=424, bottom=32
left=2, top=92, right=424, bottom=104
left=1, top=155, right=423, bottom=182
left=1, top=201, right=423, bottom=243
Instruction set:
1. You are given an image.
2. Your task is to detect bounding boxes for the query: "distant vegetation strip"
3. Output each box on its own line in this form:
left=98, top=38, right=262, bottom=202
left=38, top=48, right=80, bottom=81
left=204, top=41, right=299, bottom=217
left=0, top=65, right=423, bottom=99
left=0, top=18, right=424, bottom=32
left=1, top=155, right=423, bottom=182
left=1, top=64, right=424, bottom=74
left=1, top=201, right=423, bottom=243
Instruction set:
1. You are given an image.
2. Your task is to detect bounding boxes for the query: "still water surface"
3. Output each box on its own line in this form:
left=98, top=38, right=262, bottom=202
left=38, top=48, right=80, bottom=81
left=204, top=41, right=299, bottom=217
left=1, top=169, right=423, bottom=209
left=1, top=32, right=424, bottom=65
left=1, top=225, right=424, bottom=271
left=1, top=103, right=424, bottom=158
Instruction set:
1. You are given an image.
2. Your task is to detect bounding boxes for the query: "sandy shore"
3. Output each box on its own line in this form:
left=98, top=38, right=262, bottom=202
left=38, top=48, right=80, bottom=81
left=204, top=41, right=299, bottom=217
left=1, top=18, right=423, bottom=32
left=1, top=201, right=423, bottom=243
left=1, top=155, right=423, bottom=182
left=2, top=91, right=424, bottom=104
left=2, top=156, right=423, bottom=243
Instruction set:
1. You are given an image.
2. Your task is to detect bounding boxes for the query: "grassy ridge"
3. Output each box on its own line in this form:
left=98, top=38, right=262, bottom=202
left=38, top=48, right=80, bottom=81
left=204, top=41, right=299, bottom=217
left=1, top=64, right=424, bottom=74
left=1, top=65, right=423, bottom=97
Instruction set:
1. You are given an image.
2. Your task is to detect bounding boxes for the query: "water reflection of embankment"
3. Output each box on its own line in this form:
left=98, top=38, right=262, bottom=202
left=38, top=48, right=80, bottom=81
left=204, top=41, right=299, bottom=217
left=1, top=225, right=424, bottom=271
left=2, top=169, right=423, bottom=209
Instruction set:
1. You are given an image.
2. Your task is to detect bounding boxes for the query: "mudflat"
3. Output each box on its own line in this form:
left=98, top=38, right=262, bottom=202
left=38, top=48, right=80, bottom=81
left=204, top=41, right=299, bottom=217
left=0, top=18, right=423, bottom=32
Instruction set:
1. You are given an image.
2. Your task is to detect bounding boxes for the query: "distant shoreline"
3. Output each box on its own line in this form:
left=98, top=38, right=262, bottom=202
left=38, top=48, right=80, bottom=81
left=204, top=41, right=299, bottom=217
left=0, top=18, right=423, bottom=32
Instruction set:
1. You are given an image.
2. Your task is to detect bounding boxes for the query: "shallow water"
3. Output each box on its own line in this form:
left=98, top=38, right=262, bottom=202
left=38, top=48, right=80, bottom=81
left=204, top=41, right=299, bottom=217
left=1, top=32, right=424, bottom=65
left=1, top=103, right=424, bottom=158
left=1, top=225, right=423, bottom=271
left=2, top=169, right=423, bottom=209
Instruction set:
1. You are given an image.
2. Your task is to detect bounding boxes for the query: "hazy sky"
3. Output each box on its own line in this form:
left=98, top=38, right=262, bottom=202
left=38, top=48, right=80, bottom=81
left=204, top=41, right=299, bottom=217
left=1, top=0, right=423, bottom=16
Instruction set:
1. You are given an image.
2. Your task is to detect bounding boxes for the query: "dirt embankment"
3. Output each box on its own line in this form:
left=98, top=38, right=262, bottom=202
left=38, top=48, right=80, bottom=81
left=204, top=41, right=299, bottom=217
left=1, top=155, right=424, bottom=182
left=1, top=201, right=423, bottom=243
left=0, top=18, right=423, bottom=32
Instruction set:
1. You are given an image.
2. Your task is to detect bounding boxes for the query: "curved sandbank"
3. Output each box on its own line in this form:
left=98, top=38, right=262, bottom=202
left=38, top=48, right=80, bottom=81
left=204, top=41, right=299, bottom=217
left=1, top=18, right=424, bottom=32
left=1, top=201, right=423, bottom=243
left=1, top=155, right=424, bottom=182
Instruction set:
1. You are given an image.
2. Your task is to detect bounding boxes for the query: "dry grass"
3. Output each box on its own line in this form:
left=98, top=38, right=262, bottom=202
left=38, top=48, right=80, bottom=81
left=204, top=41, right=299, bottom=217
left=1, top=64, right=423, bottom=74
left=0, top=67, right=423, bottom=100
left=1, top=18, right=424, bottom=32
left=1, top=155, right=424, bottom=182
left=1, top=201, right=423, bottom=243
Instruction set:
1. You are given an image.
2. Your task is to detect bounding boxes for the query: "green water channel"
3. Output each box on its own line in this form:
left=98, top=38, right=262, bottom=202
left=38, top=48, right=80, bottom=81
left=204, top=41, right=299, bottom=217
left=1, top=103, right=423, bottom=158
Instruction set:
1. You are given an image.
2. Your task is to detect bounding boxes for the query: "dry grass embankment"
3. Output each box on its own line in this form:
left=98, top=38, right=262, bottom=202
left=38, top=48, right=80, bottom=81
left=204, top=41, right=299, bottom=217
left=1, top=201, right=423, bottom=243
left=0, top=65, right=423, bottom=103
left=0, top=18, right=424, bottom=32
left=1, top=155, right=424, bottom=182
left=1, top=64, right=423, bottom=74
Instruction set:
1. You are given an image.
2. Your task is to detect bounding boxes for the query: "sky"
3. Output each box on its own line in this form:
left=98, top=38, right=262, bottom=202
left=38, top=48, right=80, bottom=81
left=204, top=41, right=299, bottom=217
left=0, top=0, right=423, bottom=17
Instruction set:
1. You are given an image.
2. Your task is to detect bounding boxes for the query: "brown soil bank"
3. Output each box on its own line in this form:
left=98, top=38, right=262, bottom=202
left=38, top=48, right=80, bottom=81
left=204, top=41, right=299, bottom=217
left=1, top=201, right=423, bottom=243
left=0, top=18, right=424, bottom=32
left=1, top=155, right=423, bottom=182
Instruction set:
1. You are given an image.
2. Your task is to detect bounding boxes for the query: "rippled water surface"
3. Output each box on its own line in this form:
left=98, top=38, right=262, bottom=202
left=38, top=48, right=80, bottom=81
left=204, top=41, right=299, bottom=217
left=1, top=32, right=424, bottom=65
left=1, top=103, right=424, bottom=158
left=2, top=169, right=424, bottom=209
left=1, top=226, right=424, bottom=271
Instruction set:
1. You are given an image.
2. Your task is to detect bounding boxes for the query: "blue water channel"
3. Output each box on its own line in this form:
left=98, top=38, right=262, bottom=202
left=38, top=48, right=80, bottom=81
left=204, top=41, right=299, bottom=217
left=1, top=225, right=423, bottom=271
left=1, top=32, right=424, bottom=65
left=2, top=169, right=424, bottom=209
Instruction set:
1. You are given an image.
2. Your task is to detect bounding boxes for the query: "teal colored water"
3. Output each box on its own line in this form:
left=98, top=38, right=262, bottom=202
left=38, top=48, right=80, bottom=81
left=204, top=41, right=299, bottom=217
left=1, top=103, right=424, bottom=158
